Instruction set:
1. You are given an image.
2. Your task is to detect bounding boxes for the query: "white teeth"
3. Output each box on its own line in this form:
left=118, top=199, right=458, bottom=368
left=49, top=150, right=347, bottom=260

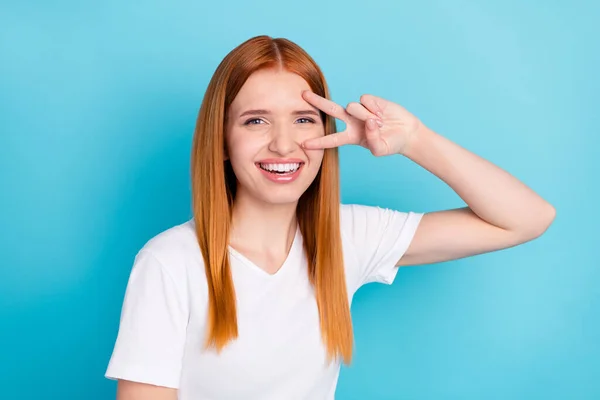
left=259, top=163, right=301, bottom=173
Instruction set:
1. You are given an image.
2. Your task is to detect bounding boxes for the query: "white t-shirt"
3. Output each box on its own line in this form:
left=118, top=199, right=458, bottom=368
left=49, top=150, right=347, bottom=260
left=105, top=204, right=423, bottom=399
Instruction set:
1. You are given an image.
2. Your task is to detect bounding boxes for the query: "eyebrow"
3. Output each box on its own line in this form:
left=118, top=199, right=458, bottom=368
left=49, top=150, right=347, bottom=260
left=238, top=109, right=320, bottom=118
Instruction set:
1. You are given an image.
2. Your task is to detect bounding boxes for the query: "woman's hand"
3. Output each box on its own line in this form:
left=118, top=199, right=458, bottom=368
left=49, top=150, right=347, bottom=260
left=301, top=91, right=423, bottom=156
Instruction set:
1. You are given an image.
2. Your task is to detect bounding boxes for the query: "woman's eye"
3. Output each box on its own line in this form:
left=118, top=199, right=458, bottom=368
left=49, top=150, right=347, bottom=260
left=244, top=117, right=315, bottom=125
left=244, top=118, right=265, bottom=125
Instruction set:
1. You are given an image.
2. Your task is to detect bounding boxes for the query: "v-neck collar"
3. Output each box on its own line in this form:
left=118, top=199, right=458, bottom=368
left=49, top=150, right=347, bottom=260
left=228, top=226, right=302, bottom=278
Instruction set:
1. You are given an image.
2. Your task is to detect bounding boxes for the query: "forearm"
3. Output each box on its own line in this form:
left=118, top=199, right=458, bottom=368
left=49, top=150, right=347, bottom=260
left=117, top=380, right=177, bottom=400
left=402, top=125, right=555, bottom=236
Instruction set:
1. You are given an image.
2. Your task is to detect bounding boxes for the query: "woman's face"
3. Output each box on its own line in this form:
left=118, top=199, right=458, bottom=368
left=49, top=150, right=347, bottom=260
left=225, top=68, right=326, bottom=206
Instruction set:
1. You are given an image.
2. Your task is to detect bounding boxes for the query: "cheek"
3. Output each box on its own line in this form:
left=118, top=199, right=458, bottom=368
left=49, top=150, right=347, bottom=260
left=306, top=149, right=324, bottom=169
left=303, top=124, right=326, bottom=139
left=226, top=132, right=261, bottom=164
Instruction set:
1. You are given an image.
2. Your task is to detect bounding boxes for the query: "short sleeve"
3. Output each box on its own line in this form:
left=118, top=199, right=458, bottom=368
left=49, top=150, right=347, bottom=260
left=105, top=250, right=188, bottom=389
left=341, top=204, right=424, bottom=289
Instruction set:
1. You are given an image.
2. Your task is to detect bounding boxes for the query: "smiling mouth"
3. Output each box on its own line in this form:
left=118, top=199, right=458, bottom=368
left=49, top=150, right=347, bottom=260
left=256, top=162, right=304, bottom=175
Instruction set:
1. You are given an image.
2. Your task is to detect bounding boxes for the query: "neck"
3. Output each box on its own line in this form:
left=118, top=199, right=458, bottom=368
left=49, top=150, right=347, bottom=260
left=229, top=191, right=298, bottom=253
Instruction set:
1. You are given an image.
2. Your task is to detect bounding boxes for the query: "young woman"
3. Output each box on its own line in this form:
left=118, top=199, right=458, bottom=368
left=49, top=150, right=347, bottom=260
left=105, top=35, right=555, bottom=400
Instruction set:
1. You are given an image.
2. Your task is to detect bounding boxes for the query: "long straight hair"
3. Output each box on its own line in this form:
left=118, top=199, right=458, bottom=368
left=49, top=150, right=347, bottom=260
left=190, top=35, right=353, bottom=364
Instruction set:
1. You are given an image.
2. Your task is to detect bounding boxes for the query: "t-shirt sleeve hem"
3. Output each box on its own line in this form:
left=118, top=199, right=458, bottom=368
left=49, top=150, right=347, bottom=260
left=105, top=364, right=180, bottom=389
left=364, top=211, right=424, bottom=285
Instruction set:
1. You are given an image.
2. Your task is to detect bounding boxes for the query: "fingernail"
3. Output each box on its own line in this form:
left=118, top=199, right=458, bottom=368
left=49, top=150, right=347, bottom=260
left=376, top=111, right=384, bottom=119
left=367, top=119, right=377, bottom=129
left=375, top=119, right=384, bottom=127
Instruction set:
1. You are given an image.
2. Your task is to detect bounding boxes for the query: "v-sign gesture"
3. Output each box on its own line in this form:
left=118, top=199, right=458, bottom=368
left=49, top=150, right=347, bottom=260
left=301, top=88, right=554, bottom=268
left=301, top=90, right=423, bottom=156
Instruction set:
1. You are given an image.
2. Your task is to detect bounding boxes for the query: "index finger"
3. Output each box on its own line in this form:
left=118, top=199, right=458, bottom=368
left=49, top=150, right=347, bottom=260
left=302, top=131, right=352, bottom=150
left=301, top=90, right=348, bottom=121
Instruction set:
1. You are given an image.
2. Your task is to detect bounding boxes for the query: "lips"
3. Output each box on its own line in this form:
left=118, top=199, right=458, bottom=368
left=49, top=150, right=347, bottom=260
left=255, top=159, right=305, bottom=183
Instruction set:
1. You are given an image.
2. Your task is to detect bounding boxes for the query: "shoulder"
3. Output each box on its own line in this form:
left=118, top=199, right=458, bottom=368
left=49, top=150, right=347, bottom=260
left=339, top=203, right=399, bottom=256
left=338, top=203, right=424, bottom=290
left=106, top=220, right=198, bottom=387
left=141, top=218, right=199, bottom=258
left=339, top=203, right=377, bottom=222
left=339, top=203, right=417, bottom=234
left=134, top=218, right=201, bottom=283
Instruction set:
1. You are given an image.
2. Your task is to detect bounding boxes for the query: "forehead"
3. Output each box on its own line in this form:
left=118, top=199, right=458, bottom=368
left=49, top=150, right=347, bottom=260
left=229, top=69, right=312, bottom=114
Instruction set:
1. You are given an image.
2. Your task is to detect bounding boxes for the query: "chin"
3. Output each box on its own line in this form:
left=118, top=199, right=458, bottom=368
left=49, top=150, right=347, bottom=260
left=256, top=186, right=308, bottom=206
left=234, top=165, right=320, bottom=207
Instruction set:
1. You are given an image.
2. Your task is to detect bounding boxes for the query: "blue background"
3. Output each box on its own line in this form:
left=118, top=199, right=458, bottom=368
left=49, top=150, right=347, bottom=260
left=1, top=0, right=598, bottom=399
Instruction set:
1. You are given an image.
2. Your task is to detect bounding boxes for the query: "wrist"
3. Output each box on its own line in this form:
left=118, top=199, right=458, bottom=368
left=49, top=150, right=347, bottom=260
left=399, top=121, right=429, bottom=159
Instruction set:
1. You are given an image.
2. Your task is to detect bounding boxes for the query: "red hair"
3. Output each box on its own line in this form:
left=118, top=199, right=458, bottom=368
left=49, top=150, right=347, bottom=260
left=190, top=35, right=353, bottom=364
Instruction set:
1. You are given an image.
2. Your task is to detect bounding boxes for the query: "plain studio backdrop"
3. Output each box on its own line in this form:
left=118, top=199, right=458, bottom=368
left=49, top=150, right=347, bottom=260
left=1, top=1, right=598, bottom=399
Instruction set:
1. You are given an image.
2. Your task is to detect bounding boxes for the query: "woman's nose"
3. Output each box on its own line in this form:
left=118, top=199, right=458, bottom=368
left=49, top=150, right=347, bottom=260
left=268, top=126, right=298, bottom=155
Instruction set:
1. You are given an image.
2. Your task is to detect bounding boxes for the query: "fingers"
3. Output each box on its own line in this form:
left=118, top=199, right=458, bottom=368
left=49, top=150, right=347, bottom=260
left=365, top=118, right=388, bottom=156
left=301, top=91, right=390, bottom=153
left=359, top=94, right=385, bottom=118
left=346, top=101, right=378, bottom=122
left=302, top=132, right=352, bottom=150
left=303, top=91, right=387, bottom=121
left=301, top=91, right=348, bottom=121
